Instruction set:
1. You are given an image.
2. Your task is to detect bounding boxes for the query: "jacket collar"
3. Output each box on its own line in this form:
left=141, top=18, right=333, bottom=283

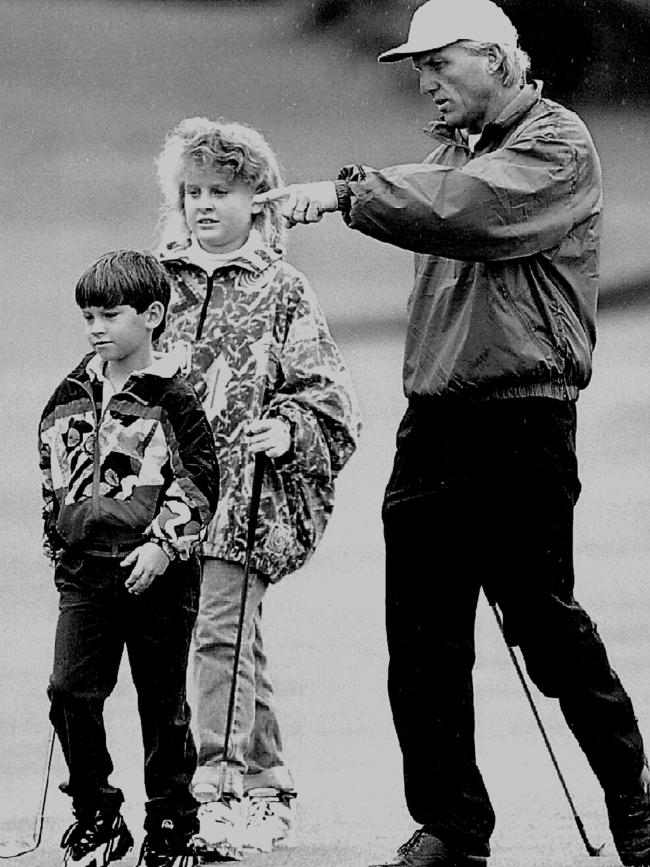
left=66, top=351, right=181, bottom=390
left=157, top=228, right=283, bottom=275
left=84, top=351, right=181, bottom=383
left=424, top=80, right=543, bottom=147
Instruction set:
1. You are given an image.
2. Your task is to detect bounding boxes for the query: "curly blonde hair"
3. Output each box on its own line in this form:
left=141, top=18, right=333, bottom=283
left=155, top=116, right=286, bottom=250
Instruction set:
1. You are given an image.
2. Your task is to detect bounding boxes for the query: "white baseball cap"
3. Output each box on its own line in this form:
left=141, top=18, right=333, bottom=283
left=378, top=0, right=519, bottom=63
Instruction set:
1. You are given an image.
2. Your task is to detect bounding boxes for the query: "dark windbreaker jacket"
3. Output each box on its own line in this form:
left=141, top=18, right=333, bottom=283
left=339, top=82, right=601, bottom=401
left=39, top=352, right=219, bottom=561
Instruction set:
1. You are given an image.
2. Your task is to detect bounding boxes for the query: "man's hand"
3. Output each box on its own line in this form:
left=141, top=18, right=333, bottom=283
left=247, top=418, right=291, bottom=459
left=253, top=182, right=338, bottom=225
left=121, top=541, right=170, bottom=595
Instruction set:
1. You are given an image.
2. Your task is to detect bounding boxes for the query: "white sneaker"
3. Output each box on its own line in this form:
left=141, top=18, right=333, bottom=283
left=192, top=799, right=245, bottom=861
left=243, top=788, right=297, bottom=853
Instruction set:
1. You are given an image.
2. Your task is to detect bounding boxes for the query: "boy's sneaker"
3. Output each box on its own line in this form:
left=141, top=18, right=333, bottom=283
left=243, top=787, right=297, bottom=853
left=370, top=828, right=489, bottom=867
left=137, top=819, right=198, bottom=867
left=192, top=799, right=245, bottom=861
left=606, top=763, right=650, bottom=866
left=61, top=810, right=134, bottom=867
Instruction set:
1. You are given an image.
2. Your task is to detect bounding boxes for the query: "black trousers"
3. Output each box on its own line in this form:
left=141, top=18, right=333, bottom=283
left=382, top=397, right=645, bottom=854
left=48, top=550, right=200, bottom=833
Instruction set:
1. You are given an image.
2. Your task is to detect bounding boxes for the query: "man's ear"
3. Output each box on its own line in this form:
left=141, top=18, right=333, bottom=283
left=145, top=301, right=166, bottom=332
left=485, top=44, right=504, bottom=75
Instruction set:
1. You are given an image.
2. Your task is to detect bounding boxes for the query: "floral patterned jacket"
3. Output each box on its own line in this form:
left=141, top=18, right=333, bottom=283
left=157, top=234, right=361, bottom=581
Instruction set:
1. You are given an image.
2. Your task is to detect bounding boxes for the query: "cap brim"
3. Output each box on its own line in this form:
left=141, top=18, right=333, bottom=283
left=378, top=38, right=451, bottom=63
left=378, top=43, right=414, bottom=63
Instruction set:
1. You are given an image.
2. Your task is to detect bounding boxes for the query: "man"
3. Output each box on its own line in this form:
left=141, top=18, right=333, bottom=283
left=254, top=1, right=650, bottom=865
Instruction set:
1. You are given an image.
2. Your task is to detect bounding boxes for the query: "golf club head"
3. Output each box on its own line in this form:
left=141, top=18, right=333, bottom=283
left=0, top=839, right=37, bottom=859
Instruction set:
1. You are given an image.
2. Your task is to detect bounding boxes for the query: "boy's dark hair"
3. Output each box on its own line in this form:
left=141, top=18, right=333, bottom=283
left=75, top=250, right=171, bottom=342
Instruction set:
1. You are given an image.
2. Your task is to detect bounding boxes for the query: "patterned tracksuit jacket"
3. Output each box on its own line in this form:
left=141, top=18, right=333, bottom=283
left=38, top=352, right=219, bottom=560
left=157, top=235, right=362, bottom=581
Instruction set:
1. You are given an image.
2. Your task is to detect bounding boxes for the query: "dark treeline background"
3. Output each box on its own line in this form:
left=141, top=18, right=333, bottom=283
left=185, top=0, right=650, bottom=107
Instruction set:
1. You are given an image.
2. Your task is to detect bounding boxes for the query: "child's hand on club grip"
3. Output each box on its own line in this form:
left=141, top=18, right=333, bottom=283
left=247, top=418, right=291, bottom=459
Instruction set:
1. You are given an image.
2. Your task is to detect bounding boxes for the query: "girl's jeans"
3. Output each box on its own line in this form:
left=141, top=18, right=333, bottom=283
left=383, top=396, right=646, bottom=855
left=190, top=558, right=291, bottom=799
left=48, top=550, right=200, bottom=833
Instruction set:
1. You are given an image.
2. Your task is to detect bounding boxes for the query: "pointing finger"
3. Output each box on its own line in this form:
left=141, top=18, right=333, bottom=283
left=253, top=187, right=292, bottom=205
left=305, top=201, right=324, bottom=222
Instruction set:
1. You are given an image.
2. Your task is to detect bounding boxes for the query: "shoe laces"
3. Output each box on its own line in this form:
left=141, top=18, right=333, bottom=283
left=136, top=836, right=195, bottom=867
left=247, top=791, right=292, bottom=828
left=397, top=829, right=427, bottom=859
left=200, top=799, right=239, bottom=825
left=246, top=797, right=275, bottom=830
left=61, top=813, right=119, bottom=861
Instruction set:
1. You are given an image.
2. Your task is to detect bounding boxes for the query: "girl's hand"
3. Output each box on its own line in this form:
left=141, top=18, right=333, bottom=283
left=247, top=418, right=291, bottom=459
left=121, top=542, right=170, bottom=595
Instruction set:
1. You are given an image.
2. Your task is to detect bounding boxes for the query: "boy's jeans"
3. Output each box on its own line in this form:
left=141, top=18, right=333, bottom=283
left=190, top=558, right=292, bottom=799
left=382, top=397, right=646, bottom=855
left=48, top=550, right=200, bottom=833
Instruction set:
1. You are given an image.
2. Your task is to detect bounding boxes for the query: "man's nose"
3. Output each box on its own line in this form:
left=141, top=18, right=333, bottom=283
left=419, top=72, right=439, bottom=95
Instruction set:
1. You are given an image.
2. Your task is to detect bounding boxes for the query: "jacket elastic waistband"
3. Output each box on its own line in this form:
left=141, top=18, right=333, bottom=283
left=409, top=382, right=579, bottom=404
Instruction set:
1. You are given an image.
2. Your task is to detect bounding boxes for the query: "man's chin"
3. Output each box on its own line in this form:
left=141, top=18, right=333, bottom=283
left=438, top=110, right=460, bottom=128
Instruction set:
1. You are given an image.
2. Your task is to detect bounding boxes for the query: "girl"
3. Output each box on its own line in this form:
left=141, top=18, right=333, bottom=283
left=154, top=117, right=361, bottom=860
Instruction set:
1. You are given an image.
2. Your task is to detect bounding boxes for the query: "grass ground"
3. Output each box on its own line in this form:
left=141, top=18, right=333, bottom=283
left=0, top=3, right=649, bottom=865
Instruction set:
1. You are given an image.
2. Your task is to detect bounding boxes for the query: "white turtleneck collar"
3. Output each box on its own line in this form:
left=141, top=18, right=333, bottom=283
left=185, top=229, right=264, bottom=275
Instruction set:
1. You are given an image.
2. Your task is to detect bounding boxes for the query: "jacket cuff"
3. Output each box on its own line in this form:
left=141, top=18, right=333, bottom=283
left=334, top=180, right=352, bottom=215
left=147, top=535, right=179, bottom=562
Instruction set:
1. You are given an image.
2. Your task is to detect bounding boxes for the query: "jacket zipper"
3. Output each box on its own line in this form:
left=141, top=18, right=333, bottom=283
left=67, top=375, right=149, bottom=521
left=68, top=377, right=102, bottom=521
left=196, top=272, right=215, bottom=340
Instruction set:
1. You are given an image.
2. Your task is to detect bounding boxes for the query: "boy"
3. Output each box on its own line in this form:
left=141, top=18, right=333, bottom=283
left=39, top=250, right=219, bottom=867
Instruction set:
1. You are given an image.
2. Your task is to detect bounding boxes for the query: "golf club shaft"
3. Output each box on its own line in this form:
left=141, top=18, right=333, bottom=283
left=489, top=601, right=602, bottom=857
left=31, top=727, right=55, bottom=846
left=220, top=453, right=265, bottom=791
